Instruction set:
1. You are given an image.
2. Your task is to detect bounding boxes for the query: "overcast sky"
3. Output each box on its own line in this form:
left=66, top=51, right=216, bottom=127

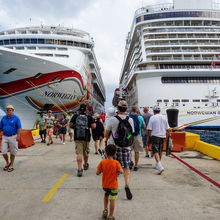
left=0, top=0, right=165, bottom=110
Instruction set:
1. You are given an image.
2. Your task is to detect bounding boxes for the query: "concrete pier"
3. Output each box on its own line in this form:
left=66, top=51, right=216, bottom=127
left=0, top=138, right=220, bottom=220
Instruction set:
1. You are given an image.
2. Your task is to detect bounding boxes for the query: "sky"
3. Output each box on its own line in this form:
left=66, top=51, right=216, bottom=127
left=0, top=0, right=164, bottom=111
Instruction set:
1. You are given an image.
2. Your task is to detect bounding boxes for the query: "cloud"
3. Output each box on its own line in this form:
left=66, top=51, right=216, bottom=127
left=0, top=0, right=167, bottom=110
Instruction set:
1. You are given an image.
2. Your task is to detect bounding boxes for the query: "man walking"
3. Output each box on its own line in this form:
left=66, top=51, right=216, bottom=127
left=70, top=104, right=96, bottom=177
left=142, top=107, right=152, bottom=157
left=129, top=106, right=146, bottom=171
left=36, top=112, right=46, bottom=143
left=105, top=100, right=134, bottom=200
left=0, top=105, right=21, bottom=172
left=147, top=106, right=169, bottom=174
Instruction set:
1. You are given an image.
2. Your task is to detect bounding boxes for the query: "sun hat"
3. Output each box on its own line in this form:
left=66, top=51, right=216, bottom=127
left=6, top=105, right=14, bottom=110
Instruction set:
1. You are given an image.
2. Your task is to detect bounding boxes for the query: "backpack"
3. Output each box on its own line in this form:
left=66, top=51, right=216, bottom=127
left=75, top=114, right=88, bottom=140
left=112, top=115, right=134, bottom=148
left=95, top=118, right=104, bottom=131
left=129, top=114, right=140, bottom=136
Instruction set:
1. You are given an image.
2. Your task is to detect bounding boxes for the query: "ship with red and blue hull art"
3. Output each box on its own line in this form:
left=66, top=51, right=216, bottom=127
left=0, top=26, right=105, bottom=128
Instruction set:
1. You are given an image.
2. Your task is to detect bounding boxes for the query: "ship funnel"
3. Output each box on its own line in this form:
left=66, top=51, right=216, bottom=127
left=166, top=109, right=179, bottom=128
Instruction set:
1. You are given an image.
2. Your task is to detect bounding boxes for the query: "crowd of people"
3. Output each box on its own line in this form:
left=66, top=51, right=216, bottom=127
left=0, top=101, right=170, bottom=220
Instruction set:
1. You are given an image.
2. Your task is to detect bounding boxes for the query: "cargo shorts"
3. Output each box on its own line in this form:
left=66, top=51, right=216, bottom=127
left=151, top=136, right=165, bottom=154
left=1, top=135, right=18, bottom=155
left=75, top=140, right=90, bottom=156
left=130, top=136, right=143, bottom=152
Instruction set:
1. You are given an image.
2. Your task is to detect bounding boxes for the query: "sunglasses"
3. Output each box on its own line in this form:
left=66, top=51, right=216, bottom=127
left=6, top=109, right=13, bottom=112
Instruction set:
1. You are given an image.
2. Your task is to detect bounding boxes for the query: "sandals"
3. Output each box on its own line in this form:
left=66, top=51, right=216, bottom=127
left=3, top=163, right=11, bottom=171
left=107, top=217, right=115, bottom=220
left=8, top=167, right=14, bottom=172
left=102, top=209, right=108, bottom=218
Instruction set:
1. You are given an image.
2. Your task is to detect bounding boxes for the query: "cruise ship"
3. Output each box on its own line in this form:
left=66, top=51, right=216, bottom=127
left=113, top=0, right=220, bottom=130
left=0, top=26, right=105, bottom=128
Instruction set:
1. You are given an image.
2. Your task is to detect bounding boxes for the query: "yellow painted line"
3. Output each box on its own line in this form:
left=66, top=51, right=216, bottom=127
left=42, top=173, right=69, bottom=202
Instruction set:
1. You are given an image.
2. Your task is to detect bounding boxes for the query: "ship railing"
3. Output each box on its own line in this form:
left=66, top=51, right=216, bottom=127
left=135, top=3, right=174, bottom=17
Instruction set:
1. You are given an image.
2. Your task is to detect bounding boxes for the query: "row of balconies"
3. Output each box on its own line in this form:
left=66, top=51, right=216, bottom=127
left=148, top=49, right=220, bottom=53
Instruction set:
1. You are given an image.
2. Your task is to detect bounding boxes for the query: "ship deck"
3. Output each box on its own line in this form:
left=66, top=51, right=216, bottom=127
left=0, top=138, right=220, bottom=220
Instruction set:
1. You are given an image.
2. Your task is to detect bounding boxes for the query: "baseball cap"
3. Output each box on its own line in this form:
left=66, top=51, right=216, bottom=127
left=153, top=105, right=160, bottom=111
left=6, top=105, right=14, bottom=110
left=117, top=100, right=128, bottom=108
left=79, top=104, right=86, bottom=112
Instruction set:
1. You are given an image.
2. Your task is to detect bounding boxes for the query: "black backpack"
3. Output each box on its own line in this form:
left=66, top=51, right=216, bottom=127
left=113, top=115, right=134, bottom=148
left=75, top=114, right=88, bottom=140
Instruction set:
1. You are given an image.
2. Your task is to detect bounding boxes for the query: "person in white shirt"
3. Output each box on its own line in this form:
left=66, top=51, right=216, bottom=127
left=147, top=106, right=169, bottom=174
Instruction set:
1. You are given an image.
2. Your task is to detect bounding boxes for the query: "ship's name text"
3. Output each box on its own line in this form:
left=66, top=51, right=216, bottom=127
left=187, top=111, right=220, bottom=115
left=45, top=91, right=78, bottom=100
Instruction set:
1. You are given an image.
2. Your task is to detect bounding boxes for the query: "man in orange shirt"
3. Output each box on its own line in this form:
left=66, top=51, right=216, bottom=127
left=97, top=144, right=123, bottom=220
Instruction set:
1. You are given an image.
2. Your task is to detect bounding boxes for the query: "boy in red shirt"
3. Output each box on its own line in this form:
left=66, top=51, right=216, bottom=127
left=97, top=144, right=123, bottom=220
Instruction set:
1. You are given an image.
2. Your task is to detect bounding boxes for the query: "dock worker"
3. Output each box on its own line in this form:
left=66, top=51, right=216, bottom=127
left=147, top=106, right=169, bottom=174
left=0, top=105, right=21, bottom=172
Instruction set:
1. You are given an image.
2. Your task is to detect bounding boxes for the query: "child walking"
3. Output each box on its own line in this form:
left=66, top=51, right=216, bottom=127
left=96, top=144, right=123, bottom=220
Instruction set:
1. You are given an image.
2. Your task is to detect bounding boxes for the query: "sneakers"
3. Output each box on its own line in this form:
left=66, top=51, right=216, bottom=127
left=157, top=166, right=164, bottom=175
left=133, top=166, right=138, bottom=171
left=83, top=163, right=89, bottom=170
left=77, top=169, right=83, bottom=177
left=145, top=154, right=149, bottom=158
left=102, top=209, right=108, bottom=218
left=98, top=149, right=102, bottom=155
left=125, top=186, right=132, bottom=200
left=62, top=142, right=65, bottom=145
left=129, top=161, right=134, bottom=170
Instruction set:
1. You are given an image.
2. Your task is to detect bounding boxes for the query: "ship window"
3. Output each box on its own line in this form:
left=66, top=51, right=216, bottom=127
left=16, top=46, right=24, bottom=50
left=24, top=38, right=30, bottom=44
left=3, top=68, right=17, bottom=74
left=193, top=99, right=200, bottom=102
left=39, top=47, right=56, bottom=50
left=55, top=54, right=69, bottom=58
left=163, top=99, right=169, bottom=102
left=4, top=40, right=10, bottom=45
left=31, top=38, right=37, bottom=44
left=35, top=53, right=53, bottom=57
left=27, top=47, right=36, bottom=50
left=46, top=39, right=54, bottom=44
left=157, top=99, right=162, bottom=102
left=67, top=41, right=73, bottom=46
left=31, top=31, right=38, bottom=34
left=202, top=99, right=209, bottom=102
left=182, top=99, right=189, bottom=102
left=16, top=39, right=23, bottom=44
left=60, top=40, right=66, bottom=45
left=38, top=38, right=45, bottom=44
left=0, top=40, right=3, bottom=45
left=58, top=47, right=67, bottom=51
left=173, top=99, right=180, bottom=102
left=9, top=39, right=16, bottom=44
left=217, top=99, right=220, bottom=102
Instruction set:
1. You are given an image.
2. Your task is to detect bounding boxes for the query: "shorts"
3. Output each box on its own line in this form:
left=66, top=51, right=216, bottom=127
left=114, top=148, right=130, bottom=169
left=151, top=136, right=165, bottom=154
left=75, top=140, right=90, bottom=156
left=68, top=125, right=74, bottom=134
left=130, top=136, right=143, bottom=152
left=39, top=129, right=46, bottom=136
left=47, top=128, right=53, bottom=136
left=58, top=127, right=66, bottom=135
left=1, top=135, right=18, bottom=155
left=103, top=188, right=118, bottom=200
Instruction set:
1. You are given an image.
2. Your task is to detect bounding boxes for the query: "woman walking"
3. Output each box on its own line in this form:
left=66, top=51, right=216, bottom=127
left=92, top=113, right=104, bottom=154
left=57, top=114, right=68, bottom=144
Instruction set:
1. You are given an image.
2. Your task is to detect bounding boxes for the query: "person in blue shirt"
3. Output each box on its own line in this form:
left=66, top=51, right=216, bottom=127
left=129, top=106, right=146, bottom=171
left=0, top=105, right=21, bottom=172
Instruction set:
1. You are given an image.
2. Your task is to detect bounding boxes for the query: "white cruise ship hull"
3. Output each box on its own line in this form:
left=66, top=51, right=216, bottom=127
left=0, top=47, right=103, bottom=128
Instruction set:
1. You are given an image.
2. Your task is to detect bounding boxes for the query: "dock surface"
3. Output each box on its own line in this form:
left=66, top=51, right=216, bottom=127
left=0, top=138, right=220, bottom=220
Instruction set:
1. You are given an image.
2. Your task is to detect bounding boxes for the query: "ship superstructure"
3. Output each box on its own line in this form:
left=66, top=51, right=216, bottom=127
left=0, top=26, right=105, bottom=128
left=114, top=0, right=220, bottom=129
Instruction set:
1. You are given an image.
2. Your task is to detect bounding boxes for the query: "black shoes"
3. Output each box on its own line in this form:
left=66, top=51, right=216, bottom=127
left=77, top=169, right=83, bottom=177
left=129, top=161, right=134, bottom=170
left=133, top=166, right=138, bottom=171
left=83, top=163, right=89, bottom=170
left=125, top=186, right=132, bottom=200
left=145, top=154, right=150, bottom=158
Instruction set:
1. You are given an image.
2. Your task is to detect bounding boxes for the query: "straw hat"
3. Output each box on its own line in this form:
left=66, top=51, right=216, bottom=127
left=6, top=105, right=14, bottom=110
